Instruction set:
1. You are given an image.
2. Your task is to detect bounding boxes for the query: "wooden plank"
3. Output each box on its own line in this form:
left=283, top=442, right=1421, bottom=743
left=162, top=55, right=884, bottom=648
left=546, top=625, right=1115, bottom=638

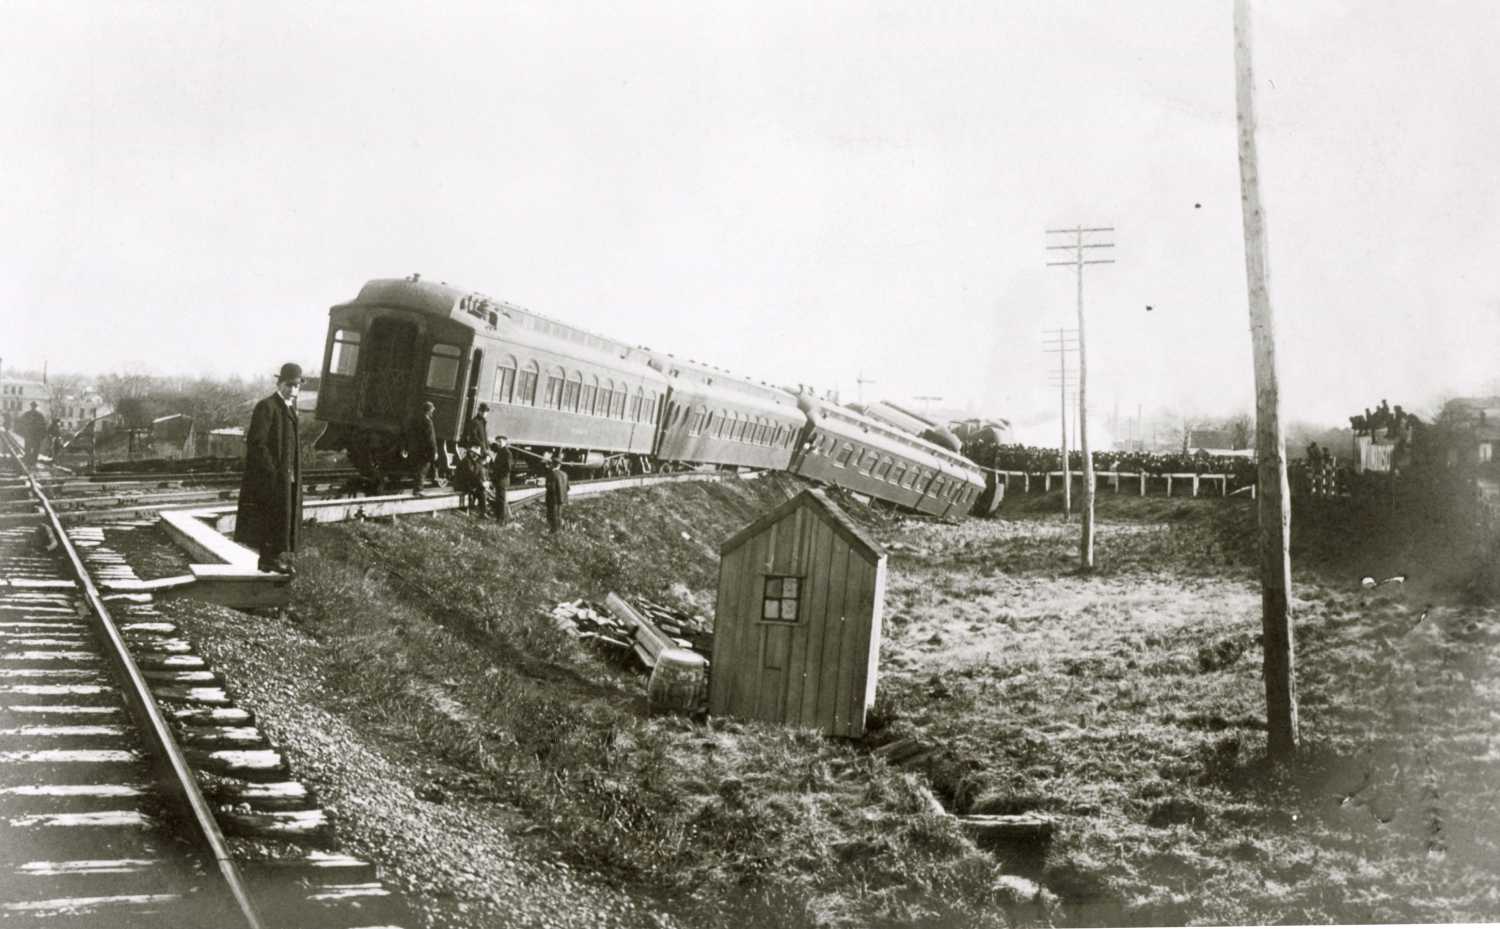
left=797, top=518, right=836, bottom=727
left=841, top=554, right=876, bottom=738
left=732, top=531, right=769, bottom=723
left=813, top=544, right=851, bottom=735
left=864, top=558, right=887, bottom=718
left=709, top=550, right=736, bottom=715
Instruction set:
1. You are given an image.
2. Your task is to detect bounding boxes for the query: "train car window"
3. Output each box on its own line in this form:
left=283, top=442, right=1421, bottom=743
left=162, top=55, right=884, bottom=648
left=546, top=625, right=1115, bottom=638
left=563, top=372, right=582, bottom=412
left=493, top=357, right=517, bottom=404
left=581, top=378, right=597, bottom=415
left=631, top=388, right=644, bottom=422
left=599, top=381, right=614, bottom=417
left=836, top=444, right=855, bottom=467
left=543, top=368, right=564, bottom=408
left=613, top=389, right=627, bottom=420
left=425, top=344, right=463, bottom=391
left=701, top=410, right=712, bottom=434
left=329, top=329, right=361, bottom=376
left=517, top=361, right=539, bottom=406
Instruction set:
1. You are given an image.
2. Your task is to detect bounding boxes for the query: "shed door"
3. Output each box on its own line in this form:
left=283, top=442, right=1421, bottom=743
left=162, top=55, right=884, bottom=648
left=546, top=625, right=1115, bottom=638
left=754, top=624, right=795, bottom=721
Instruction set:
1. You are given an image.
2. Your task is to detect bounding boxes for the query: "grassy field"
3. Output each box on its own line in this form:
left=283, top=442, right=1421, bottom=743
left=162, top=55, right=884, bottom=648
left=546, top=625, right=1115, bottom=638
left=276, top=476, right=1500, bottom=927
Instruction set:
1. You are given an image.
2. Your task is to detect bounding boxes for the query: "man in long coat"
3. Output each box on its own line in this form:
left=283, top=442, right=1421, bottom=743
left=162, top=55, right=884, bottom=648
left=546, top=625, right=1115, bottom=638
left=408, top=401, right=438, bottom=495
left=489, top=435, right=513, bottom=524
left=235, top=363, right=303, bottom=574
left=544, top=453, right=569, bottom=533
left=18, top=402, right=48, bottom=467
left=463, top=403, right=490, bottom=451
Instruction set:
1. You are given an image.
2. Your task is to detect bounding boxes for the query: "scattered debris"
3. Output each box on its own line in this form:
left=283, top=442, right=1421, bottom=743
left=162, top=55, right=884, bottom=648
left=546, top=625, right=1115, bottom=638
left=548, top=595, right=714, bottom=672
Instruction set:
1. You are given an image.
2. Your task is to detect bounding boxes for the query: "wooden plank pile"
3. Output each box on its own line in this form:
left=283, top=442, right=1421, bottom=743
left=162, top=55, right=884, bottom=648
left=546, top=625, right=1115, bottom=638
left=548, top=594, right=714, bottom=670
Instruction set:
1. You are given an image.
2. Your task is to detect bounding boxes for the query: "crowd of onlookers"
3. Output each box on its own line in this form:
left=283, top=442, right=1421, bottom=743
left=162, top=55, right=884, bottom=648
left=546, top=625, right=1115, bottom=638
left=970, top=443, right=1258, bottom=482
left=1349, top=398, right=1422, bottom=441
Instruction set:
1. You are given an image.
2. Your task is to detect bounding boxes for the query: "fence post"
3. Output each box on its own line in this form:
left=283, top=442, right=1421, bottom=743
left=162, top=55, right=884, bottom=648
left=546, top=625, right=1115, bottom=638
left=1193, top=475, right=1200, bottom=497
left=1140, top=473, right=1147, bottom=496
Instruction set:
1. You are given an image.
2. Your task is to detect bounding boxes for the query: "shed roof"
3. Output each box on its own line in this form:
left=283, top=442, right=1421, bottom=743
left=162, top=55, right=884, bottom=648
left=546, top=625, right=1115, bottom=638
left=719, top=488, right=885, bottom=560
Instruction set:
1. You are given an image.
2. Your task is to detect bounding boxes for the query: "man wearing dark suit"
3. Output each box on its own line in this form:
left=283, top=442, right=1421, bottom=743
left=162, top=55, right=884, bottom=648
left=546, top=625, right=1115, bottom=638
left=235, top=363, right=303, bottom=575
left=463, top=403, right=490, bottom=451
left=544, top=453, right=569, bottom=533
left=489, top=435, right=513, bottom=524
left=18, top=402, right=47, bottom=467
left=408, top=401, right=438, bottom=496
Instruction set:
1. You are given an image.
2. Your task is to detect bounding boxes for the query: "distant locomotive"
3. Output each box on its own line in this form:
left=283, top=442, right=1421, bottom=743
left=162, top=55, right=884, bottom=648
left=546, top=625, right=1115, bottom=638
left=315, top=276, right=985, bottom=517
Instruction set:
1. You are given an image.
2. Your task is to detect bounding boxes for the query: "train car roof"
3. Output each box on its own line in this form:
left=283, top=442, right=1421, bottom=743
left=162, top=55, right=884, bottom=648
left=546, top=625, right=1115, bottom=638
left=662, top=377, right=806, bottom=422
left=338, top=277, right=638, bottom=358
left=640, top=351, right=798, bottom=407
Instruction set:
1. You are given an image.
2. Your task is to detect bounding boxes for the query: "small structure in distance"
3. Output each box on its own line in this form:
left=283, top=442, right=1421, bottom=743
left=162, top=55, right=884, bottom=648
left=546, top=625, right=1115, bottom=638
left=711, top=488, right=887, bottom=738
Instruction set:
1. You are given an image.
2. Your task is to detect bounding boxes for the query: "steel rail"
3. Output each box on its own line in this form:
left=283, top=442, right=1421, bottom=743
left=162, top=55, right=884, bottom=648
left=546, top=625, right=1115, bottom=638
left=1, top=435, right=265, bottom=929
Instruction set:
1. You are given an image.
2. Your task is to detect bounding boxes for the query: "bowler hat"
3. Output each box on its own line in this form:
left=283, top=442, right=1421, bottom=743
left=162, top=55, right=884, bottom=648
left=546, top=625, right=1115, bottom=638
left=478, top=403, right=490, bottom=413
left=276, top=363, right=304, bottom=384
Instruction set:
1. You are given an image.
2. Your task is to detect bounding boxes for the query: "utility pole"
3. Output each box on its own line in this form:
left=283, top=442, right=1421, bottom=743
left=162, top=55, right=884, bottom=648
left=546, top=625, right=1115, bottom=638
left=1048, top=225, right=1114, bottom=570
left=1042, top=328, right=1078, bottom=516
left=856, top=372, right=876, bottom=405
left=1234, top=0, right=1297, bottom=762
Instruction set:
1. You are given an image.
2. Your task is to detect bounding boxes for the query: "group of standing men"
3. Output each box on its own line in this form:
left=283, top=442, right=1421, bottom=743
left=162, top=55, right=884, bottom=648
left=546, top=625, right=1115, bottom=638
left=443, top=402, right=568, bottom=532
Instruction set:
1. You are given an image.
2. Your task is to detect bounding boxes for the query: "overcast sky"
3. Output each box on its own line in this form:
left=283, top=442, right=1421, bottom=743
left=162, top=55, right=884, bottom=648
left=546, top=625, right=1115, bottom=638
left=4, top=1, right=1496, bottom=441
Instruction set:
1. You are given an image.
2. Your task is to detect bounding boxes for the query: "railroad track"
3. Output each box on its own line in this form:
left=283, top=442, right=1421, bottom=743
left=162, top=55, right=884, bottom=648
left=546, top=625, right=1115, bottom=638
left=0, top=442, right=408, bottom=929
left=0, top=469, right=361, bottom=526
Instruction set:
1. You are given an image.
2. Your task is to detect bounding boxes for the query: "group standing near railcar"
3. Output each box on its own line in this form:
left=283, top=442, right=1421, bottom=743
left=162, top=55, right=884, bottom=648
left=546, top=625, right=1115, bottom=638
left=234, top=363, right=304, bottom=575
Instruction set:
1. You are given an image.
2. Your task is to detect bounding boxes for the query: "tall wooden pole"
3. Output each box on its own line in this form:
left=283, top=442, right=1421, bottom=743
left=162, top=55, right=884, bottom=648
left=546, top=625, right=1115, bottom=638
left=1233, top=0, right=1298, bottom=761
left=1058, top=333, right=1071, bottom=516
left=1074, top=228, right=1096, bottom=568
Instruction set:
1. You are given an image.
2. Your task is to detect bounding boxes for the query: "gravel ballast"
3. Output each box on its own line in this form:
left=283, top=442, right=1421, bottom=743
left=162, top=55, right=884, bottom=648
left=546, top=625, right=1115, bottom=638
left=164, top=598, right=680, bottom=929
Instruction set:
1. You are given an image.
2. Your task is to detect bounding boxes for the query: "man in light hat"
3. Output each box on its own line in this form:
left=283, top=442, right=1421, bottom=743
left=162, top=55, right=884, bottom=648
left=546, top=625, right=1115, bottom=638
left=235, top=363, right=303, bottom=575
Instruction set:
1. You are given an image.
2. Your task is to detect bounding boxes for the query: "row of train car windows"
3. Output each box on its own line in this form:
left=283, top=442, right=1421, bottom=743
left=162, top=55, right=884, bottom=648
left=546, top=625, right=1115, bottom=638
left=809, top=432, right=973, bottom=503
left=666, top=403, right=798, bottom=448
left=492, top=360, right=659, bottom=424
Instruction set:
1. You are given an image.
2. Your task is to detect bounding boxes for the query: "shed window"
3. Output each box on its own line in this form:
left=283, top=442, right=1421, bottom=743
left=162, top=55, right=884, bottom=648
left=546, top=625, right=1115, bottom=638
left=425, top=344, right=463, bottom=391
left=761, top=576, right=802, bottom=623
left=330, top=329, right=361, bottom=376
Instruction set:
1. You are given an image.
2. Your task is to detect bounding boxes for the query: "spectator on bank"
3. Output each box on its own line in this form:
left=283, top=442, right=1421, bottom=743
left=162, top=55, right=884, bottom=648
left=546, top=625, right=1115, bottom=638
left=544, top=453, right=569, bottom=534
left=234, top=363, right=304, bottom=575
left=489, top=436, right=513, bottom=525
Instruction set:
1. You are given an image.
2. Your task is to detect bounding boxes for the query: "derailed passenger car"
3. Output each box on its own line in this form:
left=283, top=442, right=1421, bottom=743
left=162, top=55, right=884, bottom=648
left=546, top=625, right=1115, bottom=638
left=646, top=353, right=804, bottom=471
left=791, top=396, right=986, bottom=518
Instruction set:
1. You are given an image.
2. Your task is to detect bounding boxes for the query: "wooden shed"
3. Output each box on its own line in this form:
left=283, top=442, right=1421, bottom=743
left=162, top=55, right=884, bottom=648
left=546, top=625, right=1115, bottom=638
left=711, top=489, right=887, bottom=737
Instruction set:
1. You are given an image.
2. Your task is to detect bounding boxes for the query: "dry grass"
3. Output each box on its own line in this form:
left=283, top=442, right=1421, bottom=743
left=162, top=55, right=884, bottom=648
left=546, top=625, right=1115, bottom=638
left=286, top=477, right=1500, bottom=927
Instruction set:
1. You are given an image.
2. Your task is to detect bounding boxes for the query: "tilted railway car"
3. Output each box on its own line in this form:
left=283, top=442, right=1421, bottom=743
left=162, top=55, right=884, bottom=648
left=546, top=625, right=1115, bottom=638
left=317, top=277, right=667, bottom=476
left=791, top=396, right=986, bottom=519
left=645, top=353, right=805, bottom=471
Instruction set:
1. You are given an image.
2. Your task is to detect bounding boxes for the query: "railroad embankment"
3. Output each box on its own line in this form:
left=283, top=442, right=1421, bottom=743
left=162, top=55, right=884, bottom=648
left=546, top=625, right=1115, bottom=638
left=162, top=478, right=1500, bottom=928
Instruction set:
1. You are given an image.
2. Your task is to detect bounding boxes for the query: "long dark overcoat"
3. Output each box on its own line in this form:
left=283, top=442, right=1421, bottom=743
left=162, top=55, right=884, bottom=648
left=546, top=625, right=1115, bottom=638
left=234, top=395, right=302, bottom=556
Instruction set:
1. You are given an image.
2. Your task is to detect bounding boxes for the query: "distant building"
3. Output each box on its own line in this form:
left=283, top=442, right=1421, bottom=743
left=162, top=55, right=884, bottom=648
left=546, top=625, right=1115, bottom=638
left=51, top=390, right=110, bottom=435
left=1437, top=397, right=1500, bottom=471
left=0, top=379, right=50, bottom=427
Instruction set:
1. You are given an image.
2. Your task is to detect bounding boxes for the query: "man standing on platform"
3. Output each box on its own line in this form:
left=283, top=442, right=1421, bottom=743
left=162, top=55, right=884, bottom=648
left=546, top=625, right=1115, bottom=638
left=235, top=363, right=303, bottom=575
left=544, top=453, right=569, bottom=534
left=408, top=401, right=438, bottom=496
left=463, top=403, right=490, bottom=452
left=489, top=435, right=513, bottom=524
